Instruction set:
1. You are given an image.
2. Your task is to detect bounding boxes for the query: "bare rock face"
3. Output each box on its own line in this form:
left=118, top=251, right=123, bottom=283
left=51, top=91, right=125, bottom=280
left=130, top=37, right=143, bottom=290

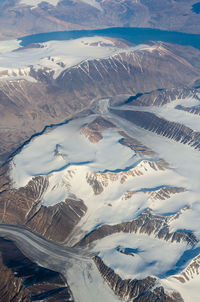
left=0, top=0, right=199, bottom=39
left=176, top=104, right=200, bottom=116
left=0, top=43, right=199, bottom=166
left=111, top=108, right=200, bottom=151
left=81, top=116, right=115, bottom=143
left=77, top=210, right=197, bottom=247
left=118, top=130, right=156, bottom=157
left=123, top=87, right=198, bottom=107
left=86, top=159, right=169, bottom=195
left=144, top=186, right=187, bottom=201
left=122, top=186, right=187, bottom=203
left=56, top=46, right=200, bottom=95
left=0, top=237, right=73, bottom=302
left=26, top=198, right=87, bottom=242
left=174, top=253, right=200, bottom=283
left=0, top=170, right=87, bottom=243
left=94, top=256, right=183, bottom=302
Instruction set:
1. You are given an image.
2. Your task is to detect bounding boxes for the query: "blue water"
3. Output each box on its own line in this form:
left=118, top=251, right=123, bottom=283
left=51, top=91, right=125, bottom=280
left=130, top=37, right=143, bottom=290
left=192, top=2, right=200, bottom=14
left=116, top=246, right=141, bottom=254
left=18, top=27, right=200, bottom=50
left=123, top=247, right=140, bottom=254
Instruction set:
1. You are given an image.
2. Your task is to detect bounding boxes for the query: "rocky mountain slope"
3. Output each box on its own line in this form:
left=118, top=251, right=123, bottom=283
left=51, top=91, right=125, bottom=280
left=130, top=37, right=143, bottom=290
left=0, top=20, right=200, bottom=301
left=1, top=87, right=200, bottom=300
left=94, top=256, right=183, bottom=302
left=0, top=38, right=200, bottom=166
left=0, top=0, right=199, bottom=40
left=0, top=237, right=73, bottom=302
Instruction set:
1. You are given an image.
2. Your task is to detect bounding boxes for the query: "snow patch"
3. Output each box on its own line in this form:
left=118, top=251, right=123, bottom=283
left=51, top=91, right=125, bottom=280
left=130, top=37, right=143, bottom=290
left=0, top=38, right=156, bottom=82
left=0, top=39, right=21, bottom=53
left=76, top=0, right=102, bottom=11
left=91, top=233, right=188, bottom=280
left=19, top=0, right=60, bottom=7
left=10, top=115, right=135, bottom=192
left=120, top=95, right=200, bottom=132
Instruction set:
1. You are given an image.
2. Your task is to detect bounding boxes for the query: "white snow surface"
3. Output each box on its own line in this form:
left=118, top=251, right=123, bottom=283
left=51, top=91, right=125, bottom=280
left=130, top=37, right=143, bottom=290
left=9, top=96, right=200, bottom=300
left=10, top=113, right=186, bottom=230
left=0, top=39, right=21, bottom=54
left=19, top=0, right=60, bottom=7
left=162, top=274, right=200, bottom=302
left=78, top=0, right=102, bottom=10
left=119, top=94, right=200, bottom=132
left=0, top=38, right=156, bottom=81
left=91, top=233, right=188, bottom=280
left=10, top=115, right=135, bottom=189
left=0, top=36, right=120, bottom=81
left=19, top=0, right=102, bottom=10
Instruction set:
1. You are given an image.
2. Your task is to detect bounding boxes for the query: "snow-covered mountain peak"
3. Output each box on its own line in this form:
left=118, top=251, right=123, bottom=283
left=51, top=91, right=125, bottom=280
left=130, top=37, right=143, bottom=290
left=6, top=88, right=200, bottom=301
left=0, top=36, right=125, bottom=82
left=0, top=36, right=163, bottom=83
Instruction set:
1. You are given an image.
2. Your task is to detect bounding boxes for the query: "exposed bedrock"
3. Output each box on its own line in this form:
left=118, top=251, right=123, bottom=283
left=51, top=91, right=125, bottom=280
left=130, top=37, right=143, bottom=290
left=174, top=252, right=200, bottom=283
left=0, top=43, right=199, bottom=165
left=56, top=48, right=200, bottom=95
left=143, top=186, right=186, bottom=201
left=118, top=130, right=156, bottom=157
left=0, top=237, right=73, bottom=302
left=111, top=108, right=200, bottom=150
left=0, top=172, right=87, bottom=243
left=176, top=104, right=200, bottom=116
left=0, top=0, right=200, bottom=39
left=77, top=210, right=197, bottom=247
left=123, top=87, right=199, bottom=107
left=94, top=256, right=183, bottom=302
left=86, top=159, right=169, bottom=195
left=81, top=116, right=115, bottom=143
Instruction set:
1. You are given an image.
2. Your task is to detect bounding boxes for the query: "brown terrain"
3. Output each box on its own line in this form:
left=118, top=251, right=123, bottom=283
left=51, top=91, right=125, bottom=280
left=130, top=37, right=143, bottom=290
left=81, top=116, right=115, bottom=143
left=0, top=42, right=200, bottom=166
left=0, top=0, right=199, bottom=40
left=0, top=167, right=87, bottom=242
left=0, top=237, right=73, bottom=302
left=0, top=110, right=194, bottom=301
left=94, top=256, right=184, bottom=302
left=76, top=210, right=197, bottom=248
left=0, top=4, right=199, bottom=298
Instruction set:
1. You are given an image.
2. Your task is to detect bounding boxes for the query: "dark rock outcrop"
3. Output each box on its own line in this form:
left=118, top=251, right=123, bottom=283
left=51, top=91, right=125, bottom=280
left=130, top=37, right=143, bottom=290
left=94, top=256, right=183, bottom=302
left=124, top=87, right=198, bottom=107
left=0, top=237, right=73, bottom=302
left=81, top=116, right=115, bottom=143
left=118, top=130, right=156, bottom=157
left=0, top=171, right=87, bottom=243
left=57, top=47, right=200, bottom=95
left=77, top=210, right=197, bottom=247
left=0, top=0, right=200, bottom=40
left=0, top=43, right=199, bottom=166
left=111, top=108, right=200, bottom=150
left=176, top=104, right=200, bottom=116
left=174, top=252, right=200, bottom=283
